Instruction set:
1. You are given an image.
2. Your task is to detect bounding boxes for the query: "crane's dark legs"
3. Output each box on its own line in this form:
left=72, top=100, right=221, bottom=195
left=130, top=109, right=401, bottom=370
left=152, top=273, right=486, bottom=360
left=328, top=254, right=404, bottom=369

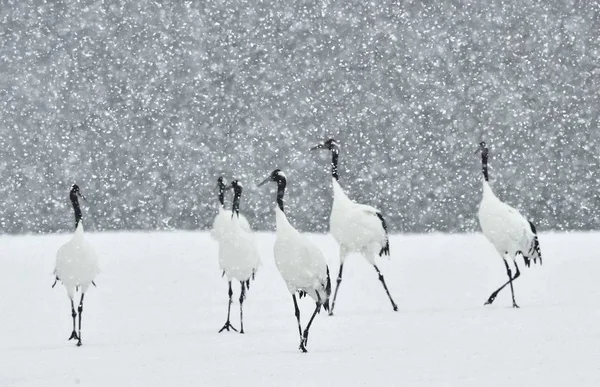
left=75, top=293, right=85, bottom=346
left=219, top=281, right=238, bottom=332
left=374, top=265, right=398, bottom=311
left=239, top=281, right=246, bottom=334
left=328, top=263, right=344, bottom=316
left=292, top=294, right=306, bottom=352
left=68, top=298, right=79, bottom=342
left=302, top=293, right=322, bottom=348
left=484, top=258, right=521, bottom=307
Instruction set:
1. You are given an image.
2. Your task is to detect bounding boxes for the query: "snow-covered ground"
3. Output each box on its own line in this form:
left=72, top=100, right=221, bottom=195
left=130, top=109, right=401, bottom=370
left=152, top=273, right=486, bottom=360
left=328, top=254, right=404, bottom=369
left=0, top=230, right=598, bottom=386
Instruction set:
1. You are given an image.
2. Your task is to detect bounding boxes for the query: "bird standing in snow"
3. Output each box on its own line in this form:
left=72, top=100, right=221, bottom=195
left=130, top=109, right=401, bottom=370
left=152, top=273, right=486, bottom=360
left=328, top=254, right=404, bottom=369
left=53, top=184, right=99, bottom=346
left=476, top=141, right=542, bottom=308
left=212, top=179, right=260, bottom=333
left=259, top=169, right=331, bottom=352
left=311, top=139, right=397, bottom=315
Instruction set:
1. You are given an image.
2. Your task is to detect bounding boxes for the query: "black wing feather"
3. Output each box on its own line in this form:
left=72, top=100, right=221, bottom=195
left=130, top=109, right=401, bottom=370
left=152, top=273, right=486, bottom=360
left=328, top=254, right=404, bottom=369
left=376, top=212, right=390, bottom=256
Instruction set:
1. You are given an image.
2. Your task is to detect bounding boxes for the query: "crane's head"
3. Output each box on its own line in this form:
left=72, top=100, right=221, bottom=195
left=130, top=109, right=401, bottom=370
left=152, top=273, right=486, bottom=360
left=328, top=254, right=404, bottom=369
left=229, top=179, right=243, bottom=194
left=258, top=169, right=286, bottom=187
left=311, top=138, right=340, bottom=152
left=69, top=184, right=86, bottom=201
left=476, top=141, right=488, bottom=154
left=217, top=176, right=226, bottom=189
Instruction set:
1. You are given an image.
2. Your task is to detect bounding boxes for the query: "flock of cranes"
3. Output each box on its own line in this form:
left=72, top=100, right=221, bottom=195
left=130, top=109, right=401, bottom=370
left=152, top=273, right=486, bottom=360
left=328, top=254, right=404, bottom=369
left=51, top=139, right=543, bottom=351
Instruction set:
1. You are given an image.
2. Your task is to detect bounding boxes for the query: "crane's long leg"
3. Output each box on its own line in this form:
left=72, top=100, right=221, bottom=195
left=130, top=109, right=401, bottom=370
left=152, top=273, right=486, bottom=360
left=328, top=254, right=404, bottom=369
left=68, top=298, right=79, bottom=342
left=239, top=281, right=246, bottom=334
left=484, top=259, right=521, bottom=306
left=328, top=263, right=344, bottom=316
left=292, top=294, right=306, bottom=353
left=374, top=265, right=398, bottom=311
left=302, top=292, right=322, bottom=348
left=219, top=281, right=238, bottom=333
left=76, top=293, right=85, bottom=346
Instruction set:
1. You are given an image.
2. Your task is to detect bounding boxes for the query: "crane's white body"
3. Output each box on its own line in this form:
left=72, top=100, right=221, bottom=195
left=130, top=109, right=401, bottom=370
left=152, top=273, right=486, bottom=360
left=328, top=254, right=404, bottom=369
left=330, top=178, right=388, bottom=264
left=274, top=207, right=329, bottom=302
left=478, top=179, right=537, bottom=260
left=54, top=223, right=99, bottom=299
left=218, top=213, right=260, bottom=282
left=211, top=206, right=251, bottom=240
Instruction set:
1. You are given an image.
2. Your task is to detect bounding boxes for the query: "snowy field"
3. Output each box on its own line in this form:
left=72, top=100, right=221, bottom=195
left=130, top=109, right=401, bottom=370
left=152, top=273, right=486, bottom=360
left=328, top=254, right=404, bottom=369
left=0, top=230, right=599, bottom=386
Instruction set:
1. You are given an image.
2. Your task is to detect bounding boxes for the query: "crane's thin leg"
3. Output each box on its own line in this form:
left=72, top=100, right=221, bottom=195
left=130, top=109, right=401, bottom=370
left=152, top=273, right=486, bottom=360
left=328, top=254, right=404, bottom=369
left=484, top=258, right=521, bottom=306
left=68, top=298, right=79, bottom=342
left=328, top=263, right=344, bottom=316
left=504, top=259, right=519, bottom=308
left=76, top=293, right=85, bottom=346
left=239, top=281, right=246, bottom=334
left=292, top=294, right=306, bottom=353
left=302, top=292, right=322, bottom=348
left=374, top=265, right=398, bottom=311
left=219, top=281, right=238, bottom=332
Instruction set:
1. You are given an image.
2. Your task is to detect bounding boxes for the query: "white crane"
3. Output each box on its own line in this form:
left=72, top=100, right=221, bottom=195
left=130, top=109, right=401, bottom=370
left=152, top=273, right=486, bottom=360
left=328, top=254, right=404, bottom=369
left=476, top=141, right=542, bottom=308
left=214, top=179, right=260, bottom=333
left=311, top=139, right=397, bottom=315
left=53, top=184, right=99, bottom=346
left=259, top=169, right=331, bottom=352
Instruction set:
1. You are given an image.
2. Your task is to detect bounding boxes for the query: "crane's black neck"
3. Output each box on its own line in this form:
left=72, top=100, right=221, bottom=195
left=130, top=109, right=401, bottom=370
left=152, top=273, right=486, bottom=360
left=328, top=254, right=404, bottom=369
left=232, top=186, right=242, bottom=217
left=330, top=148, right=339, bottom=181
left=481, top=148, right=489, bottom=182
left=70, top=192, right=82, bottom=229
left=276, top=178, right=286, bottom=213
left=217, top=181, right=226, bottom=207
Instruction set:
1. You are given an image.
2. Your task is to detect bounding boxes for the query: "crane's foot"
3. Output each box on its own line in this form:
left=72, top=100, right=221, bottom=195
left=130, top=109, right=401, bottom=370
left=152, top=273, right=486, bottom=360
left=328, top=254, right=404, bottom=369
left=299, top=341, right=308, bottom=353
left=68, top=331, right=79, bottom=341
left=76, top=339, right=82, bottom=347
left=218, top=321, right=238, bottom=333
left=484, top=293, right=497, bottom=306
left=512, top=302, right=520, bottom=309
left=392, top=304, right=399, bottom=311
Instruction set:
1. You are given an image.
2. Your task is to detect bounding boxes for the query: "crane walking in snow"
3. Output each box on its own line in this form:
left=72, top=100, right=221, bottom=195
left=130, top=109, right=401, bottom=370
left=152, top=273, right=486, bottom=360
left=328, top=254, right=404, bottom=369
left=53, top=184, right=99, bottom=346
left=476, top=141, right=542, bottom=308
left=211, top=178, right=260, bottom=333
left=259, top=169, right=331, bottom=352
left=311, top=139, right=397, bottom=315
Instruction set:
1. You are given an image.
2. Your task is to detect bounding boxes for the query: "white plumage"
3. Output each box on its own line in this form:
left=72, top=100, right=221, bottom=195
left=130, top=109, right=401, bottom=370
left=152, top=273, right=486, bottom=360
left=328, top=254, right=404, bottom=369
left=211, top=177, right=259, bottom=334
left=55, top=223, right=99, bottom=299
left=260, top=169, right=330, bottom=353
left=274, top=207, right=330, bottom=302
left=312, top=139, right=397, bottom=315
left=477, top=141, right=542, bottom=308
left=330, top=179, right=389, bottom=262
left=53, top=184, right=99, bottom=347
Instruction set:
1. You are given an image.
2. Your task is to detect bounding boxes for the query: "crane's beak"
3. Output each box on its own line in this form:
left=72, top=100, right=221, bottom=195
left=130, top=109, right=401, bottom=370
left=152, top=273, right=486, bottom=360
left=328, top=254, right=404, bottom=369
left=258, top=176, right=270, bottom=187
left=310, top=144, right=325, bottom=151
left=78, top=191, right=87, bottom=202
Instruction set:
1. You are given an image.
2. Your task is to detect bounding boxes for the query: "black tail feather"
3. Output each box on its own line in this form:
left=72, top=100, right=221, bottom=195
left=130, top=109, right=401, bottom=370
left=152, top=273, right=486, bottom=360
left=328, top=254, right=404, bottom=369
left=376, top=212, right=390, bottom=256
left=527, top=221, right=543, bottom=266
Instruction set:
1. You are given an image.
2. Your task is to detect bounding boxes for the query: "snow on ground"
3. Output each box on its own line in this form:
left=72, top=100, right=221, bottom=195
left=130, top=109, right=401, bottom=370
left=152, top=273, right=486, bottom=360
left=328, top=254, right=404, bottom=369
left=0, top=230, right=599, bottom=386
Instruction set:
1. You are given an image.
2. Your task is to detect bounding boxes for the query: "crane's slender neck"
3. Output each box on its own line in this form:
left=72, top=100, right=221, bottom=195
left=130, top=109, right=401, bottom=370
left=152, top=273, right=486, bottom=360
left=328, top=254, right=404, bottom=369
left=70, top=192, right=82, bottom=229
left=217, top=183, right=225, bottom=207
left=232, top=187, right=241, bottom=217
left=276, top=179, right=286, bottom=213
left=330, top=147, right=339, bottom=181
left=481, top=148, right=489, bottom=182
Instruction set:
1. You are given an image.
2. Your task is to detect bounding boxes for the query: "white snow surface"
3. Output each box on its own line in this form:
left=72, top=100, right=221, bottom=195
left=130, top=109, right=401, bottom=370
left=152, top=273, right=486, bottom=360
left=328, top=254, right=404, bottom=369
left=0, top=231, right=599, bottom=386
